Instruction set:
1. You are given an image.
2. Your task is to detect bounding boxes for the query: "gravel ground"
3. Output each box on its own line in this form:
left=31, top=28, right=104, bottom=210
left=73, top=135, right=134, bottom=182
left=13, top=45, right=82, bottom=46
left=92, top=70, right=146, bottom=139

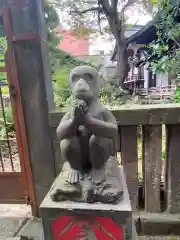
left=0, top=204, right=31, bottom=217
left=0, top=138, right=20, bottom=172
left=0, top=137, right=30, bottom=218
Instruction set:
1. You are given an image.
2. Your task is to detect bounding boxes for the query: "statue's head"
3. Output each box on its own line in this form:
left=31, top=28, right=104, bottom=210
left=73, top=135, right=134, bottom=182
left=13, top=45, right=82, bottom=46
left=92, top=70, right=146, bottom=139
left=69, top=65, right=101, bottom=103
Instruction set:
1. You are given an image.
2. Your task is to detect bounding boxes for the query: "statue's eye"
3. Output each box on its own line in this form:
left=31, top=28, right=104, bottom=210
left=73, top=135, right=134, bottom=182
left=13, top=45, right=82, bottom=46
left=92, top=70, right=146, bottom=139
left=72, top=75, right=79, bottom=83
left=84, top=74, right=93, bottom=83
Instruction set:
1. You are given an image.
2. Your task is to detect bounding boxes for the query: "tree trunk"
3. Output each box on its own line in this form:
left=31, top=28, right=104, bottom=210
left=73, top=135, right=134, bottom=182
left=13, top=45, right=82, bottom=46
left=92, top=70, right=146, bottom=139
left=116, top=40, right=129, bottom=87
left=105, top=9, right=129, bottom=88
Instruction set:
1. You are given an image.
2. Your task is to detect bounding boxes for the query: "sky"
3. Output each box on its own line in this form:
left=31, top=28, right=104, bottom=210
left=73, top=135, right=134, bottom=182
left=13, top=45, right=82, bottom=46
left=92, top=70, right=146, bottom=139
left=58, top=4, right=152, bottom=29
left=127, top=9, right=152, bottom=25
left=89, top=8, right=152, bottom=55
left=59, top=5, right=153, bottom=55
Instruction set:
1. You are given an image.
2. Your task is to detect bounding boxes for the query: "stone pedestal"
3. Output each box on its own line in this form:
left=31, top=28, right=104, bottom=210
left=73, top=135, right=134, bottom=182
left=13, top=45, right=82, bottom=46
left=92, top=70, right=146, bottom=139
left=40, top=166, right=136, bottom=240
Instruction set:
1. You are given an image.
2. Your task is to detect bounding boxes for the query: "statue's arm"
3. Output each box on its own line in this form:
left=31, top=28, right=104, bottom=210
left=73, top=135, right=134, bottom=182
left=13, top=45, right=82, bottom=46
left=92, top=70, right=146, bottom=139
left=84, top=109, right=118, bottom=138
left=56, top=113, right=78, bottom=140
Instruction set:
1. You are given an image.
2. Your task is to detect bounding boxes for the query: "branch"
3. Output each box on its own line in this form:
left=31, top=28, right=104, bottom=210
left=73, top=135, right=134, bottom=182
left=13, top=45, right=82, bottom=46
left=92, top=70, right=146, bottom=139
left=97, top=1, right=103, bottom=34
left=111, top=0, right=119, bottom=9
left=121, top=0, right=137, bottom=13
left=99, top=0, right=111, bottom=13
left=71, top=7, right=102, bottom=15
left=98, top=0, right=118, bottom=15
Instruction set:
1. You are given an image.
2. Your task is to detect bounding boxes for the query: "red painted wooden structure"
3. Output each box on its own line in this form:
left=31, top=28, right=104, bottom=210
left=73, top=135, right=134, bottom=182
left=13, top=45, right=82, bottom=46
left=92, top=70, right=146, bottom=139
left=53, top=216, right=122, bottom=240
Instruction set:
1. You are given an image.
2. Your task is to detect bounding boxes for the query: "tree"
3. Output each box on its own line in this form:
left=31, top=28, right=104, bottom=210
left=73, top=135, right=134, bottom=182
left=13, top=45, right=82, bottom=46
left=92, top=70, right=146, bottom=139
left=51, top=0, right=153, bottom=88
left=149, top=0, right=180, bottom=78
left=44, top=0, right=60, bottom=47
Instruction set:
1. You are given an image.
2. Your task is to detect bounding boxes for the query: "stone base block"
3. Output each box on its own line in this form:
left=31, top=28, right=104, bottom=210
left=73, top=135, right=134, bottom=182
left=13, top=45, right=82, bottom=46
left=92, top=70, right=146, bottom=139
left=40, top=166, right=136, bottom=240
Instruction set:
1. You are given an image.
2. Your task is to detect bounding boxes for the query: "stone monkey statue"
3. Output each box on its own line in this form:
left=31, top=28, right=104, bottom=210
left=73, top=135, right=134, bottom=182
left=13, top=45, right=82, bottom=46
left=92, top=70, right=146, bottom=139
left=57, top=65, right=118, bottom=184
left=50, top=66, right=123, bottom=203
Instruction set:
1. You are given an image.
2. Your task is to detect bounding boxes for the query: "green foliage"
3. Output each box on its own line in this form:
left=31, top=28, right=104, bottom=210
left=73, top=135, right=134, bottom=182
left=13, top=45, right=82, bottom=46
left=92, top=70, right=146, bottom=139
left=175, top=87, right=180, bottom=103
left=52, top=68, right=71, bottom=109
left=0, top=104, right=14, bottom=139
left=49, top=40, right=95, bottom=109
left=0, top=37, right=8, bottom=93
left=149, top=0, right=180, bottom=76
left=49, top=44, right=89, bottom=69
left=0, top=37, right=7, bottom=68
left=44, top=0, right=60, bottom=47
left=44, top=1, right=95, bottom=109
left=100, top=83, right=126, bottom=108
left=162, top=150, right=166, bottom=161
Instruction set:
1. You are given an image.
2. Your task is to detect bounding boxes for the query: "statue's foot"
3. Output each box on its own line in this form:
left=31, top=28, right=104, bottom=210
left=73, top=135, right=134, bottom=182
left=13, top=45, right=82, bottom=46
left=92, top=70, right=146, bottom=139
left=68, top=168, right=83, bottom=184
left=96, top=177, right=123, bottom=203
left=49, top=162, right=82, bottom=202
left=50, top=181, right=81, bottom=202
left=90, top=168, right=105, bottom=184
left=93, top=156, right=123, bottom=203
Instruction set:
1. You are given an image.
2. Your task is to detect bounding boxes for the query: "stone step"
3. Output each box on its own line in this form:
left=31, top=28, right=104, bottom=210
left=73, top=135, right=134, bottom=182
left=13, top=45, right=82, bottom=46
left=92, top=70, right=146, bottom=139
left=135, top=213, right=180, bottom=235
left=139, top=237, right=180, bottom=240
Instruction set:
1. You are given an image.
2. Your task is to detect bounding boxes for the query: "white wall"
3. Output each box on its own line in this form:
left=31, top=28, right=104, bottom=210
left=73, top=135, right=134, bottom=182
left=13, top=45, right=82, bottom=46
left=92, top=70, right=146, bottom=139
left=144, top=63, right=149, bottom=89
left=89, top=35, right=115, bottom=55
left=156, top=73, right=169, bottom=87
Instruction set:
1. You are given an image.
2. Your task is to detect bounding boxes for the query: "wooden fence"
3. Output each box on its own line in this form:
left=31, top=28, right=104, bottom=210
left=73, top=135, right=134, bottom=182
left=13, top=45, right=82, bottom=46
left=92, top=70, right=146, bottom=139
left=49, top=104, right=180, bottom=214
left=137, top=85, right=176, bottom=100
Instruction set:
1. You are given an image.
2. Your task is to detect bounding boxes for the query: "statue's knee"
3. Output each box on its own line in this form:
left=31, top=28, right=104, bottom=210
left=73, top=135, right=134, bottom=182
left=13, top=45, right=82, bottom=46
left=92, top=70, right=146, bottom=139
left=60, top=138, right=80, bottom=155
left=89, top=135, right=114, bottom=153
left=60, top=139, right=73, bottom=155
left=89, top=135, right=100, bottom=147
left=89, top=135, right=110, bottom=148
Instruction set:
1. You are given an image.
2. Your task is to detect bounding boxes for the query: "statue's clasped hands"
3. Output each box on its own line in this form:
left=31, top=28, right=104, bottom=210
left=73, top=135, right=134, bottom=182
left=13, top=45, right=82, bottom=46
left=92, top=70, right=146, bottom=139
left=72, top=99, right=89, bottom=126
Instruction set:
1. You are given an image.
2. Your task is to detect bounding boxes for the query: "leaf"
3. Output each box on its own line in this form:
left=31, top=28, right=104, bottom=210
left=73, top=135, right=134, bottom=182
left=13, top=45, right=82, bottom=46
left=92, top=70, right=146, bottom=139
left=151, top=0, right=158, bottom=4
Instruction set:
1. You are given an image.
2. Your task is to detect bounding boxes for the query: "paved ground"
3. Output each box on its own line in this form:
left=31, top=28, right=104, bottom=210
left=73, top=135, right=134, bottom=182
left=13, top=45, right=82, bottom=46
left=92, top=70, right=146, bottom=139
left=0, top=216, right=180, bottom=240
left=0, top=205, right=180, bottom=240
left=139, top=238, right=180, bottom=240
left=0, top=205, right=31, bottom=218
left=1, top=236, right=180, bottom=240
left=0, top=217, right=43, bottom=240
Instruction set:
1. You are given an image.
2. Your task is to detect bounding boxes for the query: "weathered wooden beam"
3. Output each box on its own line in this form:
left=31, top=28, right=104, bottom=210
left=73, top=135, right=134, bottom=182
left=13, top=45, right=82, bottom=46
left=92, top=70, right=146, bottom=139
left=142, top=125, right=162, bottom=212
left=49, top=104, right=180, bottom=128
left=13, top=39, right=55, bottom=209
left=166, top=125, right=180, bottom=213
left=4, top=0, right=55, bottom=211
left=0, top=0, right=27, bottom=7
left=2, top=0, right=54, bottom=110
left=120, top=126, right=138, bottom=211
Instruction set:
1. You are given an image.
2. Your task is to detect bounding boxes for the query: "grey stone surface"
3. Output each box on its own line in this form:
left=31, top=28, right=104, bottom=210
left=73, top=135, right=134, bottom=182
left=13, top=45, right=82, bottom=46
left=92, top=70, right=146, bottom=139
left=140, top=212, right=180, bottom=235
left=41, top=166, right=131, bottom=213
left=41, top=166, right=133, bottom=240
left=17, top=218, right=44, bottom=240
left=52, top=65, right=121, bottom=204
left=0, top=217, right=26, bottom=237
left=0, top=238, right=20, bottom=240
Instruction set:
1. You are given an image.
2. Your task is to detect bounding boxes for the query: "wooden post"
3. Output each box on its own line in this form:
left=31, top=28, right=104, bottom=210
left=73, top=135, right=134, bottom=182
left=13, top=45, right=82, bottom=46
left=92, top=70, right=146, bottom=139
left=120, top=126, right=138, bottom=211
left=1, top=0, right=56, bottom=210
left=142, top=125, right=162, bottom=212
left=166, top=125, right=180, bottom=213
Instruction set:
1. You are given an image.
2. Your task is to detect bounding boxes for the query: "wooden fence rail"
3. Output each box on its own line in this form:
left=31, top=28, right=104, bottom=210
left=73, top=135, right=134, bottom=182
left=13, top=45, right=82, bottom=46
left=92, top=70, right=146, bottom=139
left=49, top=104, right=180, bottom=214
